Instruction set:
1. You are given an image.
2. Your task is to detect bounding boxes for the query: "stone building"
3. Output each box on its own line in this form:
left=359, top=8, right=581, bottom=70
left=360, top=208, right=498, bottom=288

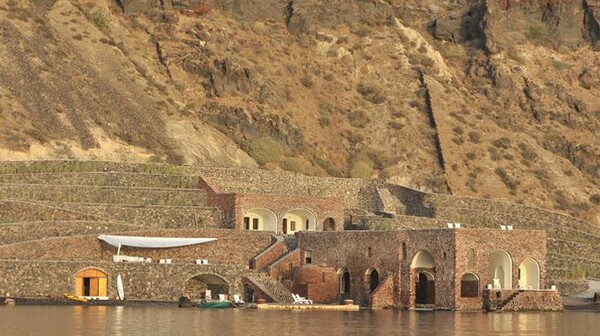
left=288, top=228, right=561, bottom=310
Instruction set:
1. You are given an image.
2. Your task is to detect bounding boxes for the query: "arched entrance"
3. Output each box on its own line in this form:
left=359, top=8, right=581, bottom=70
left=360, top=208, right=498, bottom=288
left=518, top=258, right=540, bottom=289
left=338, top=268, right=351, bottom=295
left=323, top=217, right=336, bottom=231
left=244, top=283, right=255, bottom=303
left=489, top=250, right=512, bottom=289
left=243, top=209, right=277, bottom=233
left=460, top=273, right=479, bottom=298
left=415, top=272, right=435, bottom=304
left=183, top=274, right=229, bottom=301
left=282, top=209, right=316, bottom=234
left=411, top=250, right=436, bottom=306
left=366, top=268, right=379, bottom=293
left=75, top=268, right=108, bottom=298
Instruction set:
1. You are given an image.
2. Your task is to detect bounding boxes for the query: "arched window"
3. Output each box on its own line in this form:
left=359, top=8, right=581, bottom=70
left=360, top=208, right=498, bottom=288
left=339, top=268, right=351, bottom=294
left=489, top=250, right=513, bottom=289
left=460, top=273, right=479, bottom=298
left=518, top=258, right=540, bottom=290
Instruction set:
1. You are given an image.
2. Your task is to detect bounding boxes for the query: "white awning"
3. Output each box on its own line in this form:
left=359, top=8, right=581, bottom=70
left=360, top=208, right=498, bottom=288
left=98, top=235, right=217, bottom=248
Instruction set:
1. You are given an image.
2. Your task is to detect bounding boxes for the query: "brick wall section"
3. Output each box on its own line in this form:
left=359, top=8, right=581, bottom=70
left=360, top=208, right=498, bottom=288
left=251, top=236, right=284, bottom=270
left=403, top=229, right=456, bottom=309
left=0, top=260, right=250, bottom=300
left=269, top=249, right=301, bottom=280
left=453, top=229, right=547, bottom=310
left=483, top=289, right=563, bottom=312
left=370, top=275, right=394, bottom=309
left=0, top=229, right=273, bottom=267
left=297, top=231, right=403, bottom=307
left=293, top=265, right=339, bottom=303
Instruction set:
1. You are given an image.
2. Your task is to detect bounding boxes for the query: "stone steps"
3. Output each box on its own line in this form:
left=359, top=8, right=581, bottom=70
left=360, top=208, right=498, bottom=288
left=245, top=274, right=293, bottom=303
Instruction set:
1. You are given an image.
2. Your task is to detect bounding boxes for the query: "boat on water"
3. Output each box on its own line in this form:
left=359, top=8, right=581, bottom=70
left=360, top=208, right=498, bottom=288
left=197, top=300, right=231, bottom=309
left=63, top=293, right=88, bottom=303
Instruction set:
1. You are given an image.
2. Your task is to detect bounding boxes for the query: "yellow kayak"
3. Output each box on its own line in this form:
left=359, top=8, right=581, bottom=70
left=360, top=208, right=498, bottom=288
left=63, top=293, right=88, bottom=303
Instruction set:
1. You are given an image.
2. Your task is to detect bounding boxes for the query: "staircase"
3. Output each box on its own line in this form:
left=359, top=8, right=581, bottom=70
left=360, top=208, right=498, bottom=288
left=497, top=290, right=525, bottom=310
left=245, top=273, right=293, bottom=303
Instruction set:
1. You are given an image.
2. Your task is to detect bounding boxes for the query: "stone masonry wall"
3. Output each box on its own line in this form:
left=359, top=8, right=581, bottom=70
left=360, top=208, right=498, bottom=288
left=297, top=231, right=403, bottom=307
left=370, top=275, right=395, bottom=309
left=453, top=229, right=547, bottom=310
left=483, top=289, right=563, bottom=312
left=293, top=265, right=339, bottom=303
left=0, top=260, right=249, bottom=300
left=251, top=236, right=284, bottom=271
left=0, top=229, right=273, bottom=267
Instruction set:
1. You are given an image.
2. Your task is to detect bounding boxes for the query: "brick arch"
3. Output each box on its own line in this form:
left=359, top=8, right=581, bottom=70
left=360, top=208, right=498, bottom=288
left=183, top=272, right=229, bottom=301
left=243, top=208, right=278, bottom=232
left=281, top=208, right=317, bottom=234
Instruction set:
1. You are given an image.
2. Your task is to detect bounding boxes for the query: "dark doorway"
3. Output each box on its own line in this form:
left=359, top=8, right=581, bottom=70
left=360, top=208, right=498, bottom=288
left=341, top=270, right=351, bottom=294
left=416, top=272, right=435, bottom=304
left=244, top=284, right=255, bottom=303
left=323, top=218, right=335, bottom=231
left=369, top=270, right=379, bottom=293
left=83, top=278, right=91, bottom=296
left=282, top=218, right=288, bottom=234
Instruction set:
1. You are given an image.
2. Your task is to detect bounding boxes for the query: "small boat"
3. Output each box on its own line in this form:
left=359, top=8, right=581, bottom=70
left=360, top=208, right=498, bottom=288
left=63, top=293, right=88, bottom=303
left=197, top=300, right=231, bottom=309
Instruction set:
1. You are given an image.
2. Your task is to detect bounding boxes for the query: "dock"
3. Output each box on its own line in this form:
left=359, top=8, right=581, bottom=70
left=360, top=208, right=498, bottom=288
left=256, top=303, right=360, bottom=311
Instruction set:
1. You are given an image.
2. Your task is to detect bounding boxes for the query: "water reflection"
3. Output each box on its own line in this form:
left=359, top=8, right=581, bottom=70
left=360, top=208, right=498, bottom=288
left=0, top=307, right=596, bottom=335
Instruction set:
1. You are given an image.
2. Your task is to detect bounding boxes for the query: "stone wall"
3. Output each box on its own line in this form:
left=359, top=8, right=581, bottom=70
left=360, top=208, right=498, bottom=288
left=0, top=229, right=273, bottom=267
left=0, top=160, right=195, bottom=175
left=483, top=289, right=563, bottom=312
left=293, top=265, right=339, bottom=303
left=0, top=200, right=98, bottom=223
left=0, top=260, right=249, bottom=300
left=453, top=229, right=547, bottom=310
left=370, top=275, right=394, bottom=309
left=0, top=184, right=207, bottom=206
left=269, top=249, right=301, bottom=281
left=0, top=221, right=141, bottom=245
left=251, top=236, right=284, bottom=271
left=349, top=215, right=447, bottom=231
left=0, top=172, right=198, bottom=188
left=297, top=231, right=403, bottom=307
left=198, top=167, right=379, bottom=210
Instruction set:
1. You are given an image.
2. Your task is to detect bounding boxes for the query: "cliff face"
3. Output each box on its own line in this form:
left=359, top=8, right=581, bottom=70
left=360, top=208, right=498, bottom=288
left=0, top=0, right=598, bottom=224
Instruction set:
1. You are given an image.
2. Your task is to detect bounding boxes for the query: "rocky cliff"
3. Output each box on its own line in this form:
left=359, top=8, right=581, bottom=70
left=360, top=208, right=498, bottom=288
left=0, top=0, right=598, bottom=224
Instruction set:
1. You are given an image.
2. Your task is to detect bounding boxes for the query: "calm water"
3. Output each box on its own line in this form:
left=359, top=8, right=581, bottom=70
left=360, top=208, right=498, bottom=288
left=0, top=306, right=597, bottom=335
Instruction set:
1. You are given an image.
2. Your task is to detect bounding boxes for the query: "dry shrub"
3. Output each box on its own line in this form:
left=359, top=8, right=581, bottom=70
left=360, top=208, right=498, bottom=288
left=183, top=3, right=211, bottom=16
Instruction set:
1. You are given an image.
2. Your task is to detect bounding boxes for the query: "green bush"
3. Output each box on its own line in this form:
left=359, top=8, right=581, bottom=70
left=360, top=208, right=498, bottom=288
left=248, top=137, right=282, bottom=165
left=349, top=159, right=374, bottom=178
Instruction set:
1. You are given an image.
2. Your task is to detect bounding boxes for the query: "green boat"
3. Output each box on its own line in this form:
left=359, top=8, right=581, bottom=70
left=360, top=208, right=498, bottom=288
left=197, top=300, right=231, bottom=309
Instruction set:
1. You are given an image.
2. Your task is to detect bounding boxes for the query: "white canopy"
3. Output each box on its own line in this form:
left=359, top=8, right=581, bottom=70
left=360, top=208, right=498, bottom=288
left=98, top=235, right=217, bottom=248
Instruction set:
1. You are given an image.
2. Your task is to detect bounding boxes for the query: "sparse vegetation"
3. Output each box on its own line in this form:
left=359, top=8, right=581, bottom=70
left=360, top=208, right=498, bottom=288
left=357, top=83, right=386, bottom=104
left=247, top=137, right=282, bottom=166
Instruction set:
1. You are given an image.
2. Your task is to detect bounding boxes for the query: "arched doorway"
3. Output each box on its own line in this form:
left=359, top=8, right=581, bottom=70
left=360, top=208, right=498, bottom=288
left=519, top=258, right=540, bottom=289
left=323, top=217, right=336, bottom=231
left=282, top=209, right=316, bottom=234
left=411, top=250, right=436, bottom=306
left=366, top=268, right=380, bottom=293
left=489, top=250, right=512, bottom=289
left=460, top=273, right=479, bottom=298
left=183, top=274, right=229, bottom=301
left=338, top=268, right=351, bottom=295
left=243, top=209, right=277, bottom=233
left=75, top=268, right=108, bottom=298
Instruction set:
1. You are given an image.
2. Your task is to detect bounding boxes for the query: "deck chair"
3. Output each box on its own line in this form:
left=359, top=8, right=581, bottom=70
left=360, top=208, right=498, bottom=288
left=292, top=293, right=313, bottom=304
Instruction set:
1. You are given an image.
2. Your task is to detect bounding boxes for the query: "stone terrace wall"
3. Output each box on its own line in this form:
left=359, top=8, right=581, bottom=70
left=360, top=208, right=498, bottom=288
left=0, top=221, right=141, bottom=245
left=0, top=200, right=99, bottom=223
left=252, top=236, right=285, bottom=271
left=0, top=184, right=207, bottom=206
left=0, top=229, right=274, bottom=267
left=0, top=160, right=195, bottom=175
left=197, top=167, right=380, bottom=210
left=0, top=172, right=199, bottom=188
left=349, top=215, right=448, bottom=231
left=0, top=260, right=251, bottom=300
left=483, top=290, right=563, bottom=312
left=53, top=204, right=222, bottom=228
left=298, top=231, right=403, bottom=307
